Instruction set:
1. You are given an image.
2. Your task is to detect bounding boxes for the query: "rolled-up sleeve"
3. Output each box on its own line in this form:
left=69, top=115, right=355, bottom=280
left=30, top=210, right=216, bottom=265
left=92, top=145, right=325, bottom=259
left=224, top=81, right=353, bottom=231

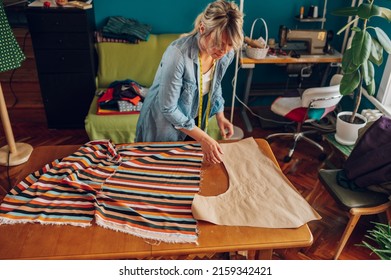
left=157, top=46, right=195, bottom=130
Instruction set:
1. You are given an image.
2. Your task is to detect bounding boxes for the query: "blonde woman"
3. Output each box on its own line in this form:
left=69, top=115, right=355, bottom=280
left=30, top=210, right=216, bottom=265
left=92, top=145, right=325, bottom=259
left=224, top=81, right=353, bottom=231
left=135, top=0, right=244, bottom=164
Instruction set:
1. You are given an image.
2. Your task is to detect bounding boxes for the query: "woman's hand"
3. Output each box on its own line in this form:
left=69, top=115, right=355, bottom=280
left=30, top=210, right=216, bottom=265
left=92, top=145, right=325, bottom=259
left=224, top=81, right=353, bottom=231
left=199, top=136, right=224, bottom=164
left=180, top=126, right=224, bottom=164
left=216, top=112, right=234, bottom=139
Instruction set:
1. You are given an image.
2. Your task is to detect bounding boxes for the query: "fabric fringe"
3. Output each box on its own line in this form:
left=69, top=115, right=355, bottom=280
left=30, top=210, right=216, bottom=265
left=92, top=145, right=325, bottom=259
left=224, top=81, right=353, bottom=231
left=95, top=215, right=197, bottom=244
left=0, top=217, right=91, bottom=228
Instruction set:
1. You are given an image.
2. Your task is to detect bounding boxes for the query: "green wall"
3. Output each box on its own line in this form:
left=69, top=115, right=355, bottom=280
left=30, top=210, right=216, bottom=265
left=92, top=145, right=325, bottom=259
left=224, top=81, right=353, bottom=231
left=94, top=0, right=390, bottom=109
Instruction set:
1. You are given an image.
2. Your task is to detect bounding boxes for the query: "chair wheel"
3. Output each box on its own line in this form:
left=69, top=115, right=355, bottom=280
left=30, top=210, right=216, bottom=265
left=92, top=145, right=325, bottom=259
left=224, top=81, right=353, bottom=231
left=283, top=155, right=292, bottom=162
left=318, top=153, right=327, bottom=161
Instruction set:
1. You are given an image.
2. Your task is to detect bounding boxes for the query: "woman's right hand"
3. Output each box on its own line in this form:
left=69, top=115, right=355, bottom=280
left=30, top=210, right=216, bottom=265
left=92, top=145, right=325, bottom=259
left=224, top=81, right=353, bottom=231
left=180, top=126, right=224, bottom=164
left=199, top=136, right=224, bottom=164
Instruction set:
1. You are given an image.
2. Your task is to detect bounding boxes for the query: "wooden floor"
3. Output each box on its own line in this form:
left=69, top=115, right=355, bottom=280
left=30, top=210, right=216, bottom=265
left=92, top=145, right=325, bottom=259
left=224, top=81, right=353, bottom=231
left=0, top=27, right=384, bottom=260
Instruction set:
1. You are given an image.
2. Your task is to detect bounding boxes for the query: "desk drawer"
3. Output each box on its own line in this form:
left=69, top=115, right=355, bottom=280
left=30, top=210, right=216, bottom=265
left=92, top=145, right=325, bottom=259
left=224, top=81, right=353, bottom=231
left=26, top=11, right=92, bottom=33
left=35, top=50, right=94, bottom=73
left=30, top=32, right=93, bottom=50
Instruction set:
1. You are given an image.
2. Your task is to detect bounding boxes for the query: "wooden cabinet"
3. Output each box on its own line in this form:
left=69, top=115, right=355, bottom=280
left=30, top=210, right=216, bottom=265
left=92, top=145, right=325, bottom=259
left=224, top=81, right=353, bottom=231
left=26, top=7, right=96, bottom=129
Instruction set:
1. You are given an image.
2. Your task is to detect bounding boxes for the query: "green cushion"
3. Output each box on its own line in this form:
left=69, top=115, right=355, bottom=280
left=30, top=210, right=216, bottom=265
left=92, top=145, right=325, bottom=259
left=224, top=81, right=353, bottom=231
left=85, top=95, right=140, bottom=143
left=85, top=96, right=222, bottom=144
left=96, top=34, right=180, bottom=88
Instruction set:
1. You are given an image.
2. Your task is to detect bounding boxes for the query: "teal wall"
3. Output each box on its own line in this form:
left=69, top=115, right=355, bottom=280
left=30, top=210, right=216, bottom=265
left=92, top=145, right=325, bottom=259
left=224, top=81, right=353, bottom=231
left=93, top=0, right=390, bottom=109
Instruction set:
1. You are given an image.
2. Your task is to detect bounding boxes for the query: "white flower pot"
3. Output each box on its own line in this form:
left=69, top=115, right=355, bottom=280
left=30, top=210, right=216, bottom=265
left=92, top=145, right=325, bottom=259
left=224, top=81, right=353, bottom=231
left=335, top=111, right=367, bottom=145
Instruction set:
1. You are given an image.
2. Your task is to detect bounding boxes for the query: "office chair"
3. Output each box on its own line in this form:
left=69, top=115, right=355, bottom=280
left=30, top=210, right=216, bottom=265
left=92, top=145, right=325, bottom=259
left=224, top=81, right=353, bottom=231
left=318, top=169, right=391, bottom=259
left=266, top=74, right=343, bottom=162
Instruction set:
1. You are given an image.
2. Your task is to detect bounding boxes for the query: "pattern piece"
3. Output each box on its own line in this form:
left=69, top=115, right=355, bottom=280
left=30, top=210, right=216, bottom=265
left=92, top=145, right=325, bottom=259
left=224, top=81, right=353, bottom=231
left=0, top=140, right=203, bottom=243
left=192, top=137, right=321, bottom=228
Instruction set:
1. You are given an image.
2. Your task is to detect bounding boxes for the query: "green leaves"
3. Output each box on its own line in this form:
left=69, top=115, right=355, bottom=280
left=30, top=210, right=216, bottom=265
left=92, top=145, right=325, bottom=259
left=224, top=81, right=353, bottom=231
left=379, top=7, right=391, bottom=22
left=340, top=71, right=361, bottom=96
left=357, top=3, right=382, bottom=19
left=369, top=37, right=383, bottom=66
left=332, top=6, right=358, bottom=17
left=351, top=30, right=372, bottom=65
left=375, top=27, right=391, bottom=53
left=335, top=1, right=391, bottom=116
left=342, top=48, right=359, bottom=73
left=361, top=60, right=375, bottom=95
left=340, top=28, right=386, bottom=97
left=359, top=222, right=391, bottom=260
left=341, top=30, right=371, bottom=74
left=333, top=3, right=391, bottom=22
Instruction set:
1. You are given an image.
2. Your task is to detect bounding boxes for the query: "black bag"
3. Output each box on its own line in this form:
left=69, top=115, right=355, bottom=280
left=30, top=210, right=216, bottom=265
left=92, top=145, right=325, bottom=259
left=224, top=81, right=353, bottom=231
left=337, top=116, right=391, bottom=192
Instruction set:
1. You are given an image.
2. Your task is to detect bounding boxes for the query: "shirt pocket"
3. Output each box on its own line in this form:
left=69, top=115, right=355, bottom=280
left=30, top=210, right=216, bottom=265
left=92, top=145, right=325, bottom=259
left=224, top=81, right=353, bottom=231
left=179, top=79, right=196, bottom=105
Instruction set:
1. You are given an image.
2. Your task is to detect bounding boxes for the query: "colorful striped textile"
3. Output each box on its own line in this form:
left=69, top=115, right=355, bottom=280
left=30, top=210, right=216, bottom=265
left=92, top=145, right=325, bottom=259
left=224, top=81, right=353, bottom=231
left=0, top=140, right=203, bottom=243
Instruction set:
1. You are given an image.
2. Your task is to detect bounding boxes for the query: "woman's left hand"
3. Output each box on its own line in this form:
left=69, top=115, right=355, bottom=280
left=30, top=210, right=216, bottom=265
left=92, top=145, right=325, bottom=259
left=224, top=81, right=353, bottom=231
left=216, top=113, right=234, bottom=139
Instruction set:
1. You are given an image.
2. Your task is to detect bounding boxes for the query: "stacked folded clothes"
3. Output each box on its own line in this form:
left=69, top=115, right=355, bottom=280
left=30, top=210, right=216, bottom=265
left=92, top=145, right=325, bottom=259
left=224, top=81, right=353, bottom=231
left=97, top=16, right=152, bottom=43
left=97, top=79, right=148, bottom=114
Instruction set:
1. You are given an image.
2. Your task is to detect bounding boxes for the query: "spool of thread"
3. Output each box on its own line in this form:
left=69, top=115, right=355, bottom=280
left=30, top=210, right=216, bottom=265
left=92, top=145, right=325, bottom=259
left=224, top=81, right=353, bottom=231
left=300, top=6, right=304, bottom=19
left=308, top=5, right=315, bottom=18
left=313, top=6, right=319, bottom=18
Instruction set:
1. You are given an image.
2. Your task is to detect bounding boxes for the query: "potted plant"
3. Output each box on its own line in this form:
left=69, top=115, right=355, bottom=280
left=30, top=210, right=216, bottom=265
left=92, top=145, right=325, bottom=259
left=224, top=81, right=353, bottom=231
left=332, top=0, right=391, bottom=145
left=359, top=221, right=391, bottom=260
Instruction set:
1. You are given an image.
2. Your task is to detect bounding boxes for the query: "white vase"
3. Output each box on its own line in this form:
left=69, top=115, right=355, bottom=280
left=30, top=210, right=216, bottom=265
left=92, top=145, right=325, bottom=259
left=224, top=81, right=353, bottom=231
left=335, top=111, right=367, bottom=145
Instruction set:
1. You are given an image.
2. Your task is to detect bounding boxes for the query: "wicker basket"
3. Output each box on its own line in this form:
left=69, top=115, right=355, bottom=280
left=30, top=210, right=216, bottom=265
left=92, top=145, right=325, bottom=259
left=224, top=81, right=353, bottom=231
left=245, top=18, right=269, bottom=59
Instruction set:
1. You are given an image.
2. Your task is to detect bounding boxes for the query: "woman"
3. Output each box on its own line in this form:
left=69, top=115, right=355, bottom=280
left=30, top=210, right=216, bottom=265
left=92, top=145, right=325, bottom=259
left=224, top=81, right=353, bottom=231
left=135, top=0, right=244, bottom=163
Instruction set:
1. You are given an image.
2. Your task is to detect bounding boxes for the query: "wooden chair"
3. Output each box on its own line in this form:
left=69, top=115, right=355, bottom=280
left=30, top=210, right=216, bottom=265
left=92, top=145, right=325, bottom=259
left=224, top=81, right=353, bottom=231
left=318, top=169, right=391, bottom=259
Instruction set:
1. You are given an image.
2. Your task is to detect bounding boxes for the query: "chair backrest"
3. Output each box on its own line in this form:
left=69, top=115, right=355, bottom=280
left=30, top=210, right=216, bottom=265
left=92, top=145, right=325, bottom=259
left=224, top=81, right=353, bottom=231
left=301, top=74, right=343, bottom=109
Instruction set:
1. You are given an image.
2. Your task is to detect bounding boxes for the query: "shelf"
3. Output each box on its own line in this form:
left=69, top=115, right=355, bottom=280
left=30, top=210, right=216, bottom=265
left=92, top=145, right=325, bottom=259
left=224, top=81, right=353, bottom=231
left=295, top=0, right=328, bottom=29
left=295, top=16, right=326, bottom=23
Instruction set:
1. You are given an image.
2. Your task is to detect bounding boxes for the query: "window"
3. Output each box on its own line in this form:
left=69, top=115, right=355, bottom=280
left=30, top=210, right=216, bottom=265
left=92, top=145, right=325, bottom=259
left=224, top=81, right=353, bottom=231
left=363, top=54, right=391, bottom=117
left=376, top=54, right=391, bottom=115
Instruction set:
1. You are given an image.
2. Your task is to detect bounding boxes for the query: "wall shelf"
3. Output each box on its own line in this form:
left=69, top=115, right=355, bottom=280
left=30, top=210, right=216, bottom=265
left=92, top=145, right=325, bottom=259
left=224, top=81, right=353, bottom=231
left=296, top=0, right=328, bottom=29
left=295, top=16, right=326, bottom=23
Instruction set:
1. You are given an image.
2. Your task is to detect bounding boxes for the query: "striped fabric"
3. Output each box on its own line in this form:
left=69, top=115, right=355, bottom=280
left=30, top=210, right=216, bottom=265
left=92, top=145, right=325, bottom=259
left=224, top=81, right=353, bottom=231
left=0, top=140, right=203, bottom=243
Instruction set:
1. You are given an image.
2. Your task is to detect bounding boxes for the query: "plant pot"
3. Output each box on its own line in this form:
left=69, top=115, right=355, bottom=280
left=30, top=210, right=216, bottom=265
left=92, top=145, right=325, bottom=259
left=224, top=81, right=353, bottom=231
left=335, top=111, right=367, bottom=145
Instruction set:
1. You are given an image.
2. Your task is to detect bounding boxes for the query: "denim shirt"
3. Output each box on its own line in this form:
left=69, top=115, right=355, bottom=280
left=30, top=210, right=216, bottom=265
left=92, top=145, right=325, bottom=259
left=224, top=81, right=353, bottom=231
left=135, top=34, right=235, bottom=142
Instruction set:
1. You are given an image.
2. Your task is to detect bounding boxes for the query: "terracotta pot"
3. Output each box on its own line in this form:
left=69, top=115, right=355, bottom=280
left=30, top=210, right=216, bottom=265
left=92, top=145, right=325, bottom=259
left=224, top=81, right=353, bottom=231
left=335, top=111, right=367, bottom=145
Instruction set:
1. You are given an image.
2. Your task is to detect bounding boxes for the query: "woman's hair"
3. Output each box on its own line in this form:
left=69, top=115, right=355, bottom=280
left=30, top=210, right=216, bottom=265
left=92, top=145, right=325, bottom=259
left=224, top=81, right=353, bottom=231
left=185, top=0, right=244, bottom=51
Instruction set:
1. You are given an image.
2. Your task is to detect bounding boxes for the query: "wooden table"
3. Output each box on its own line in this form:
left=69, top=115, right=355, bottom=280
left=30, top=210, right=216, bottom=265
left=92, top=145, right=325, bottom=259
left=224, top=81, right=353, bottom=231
left=240, top=51, right=343, bottom=132
left=0, top=139, right=313, bottom=259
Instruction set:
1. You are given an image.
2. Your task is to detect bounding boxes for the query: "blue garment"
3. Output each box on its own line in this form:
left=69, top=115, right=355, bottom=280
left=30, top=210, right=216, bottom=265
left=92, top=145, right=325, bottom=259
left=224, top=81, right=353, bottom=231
left=135, top=34, right=234, bottom=142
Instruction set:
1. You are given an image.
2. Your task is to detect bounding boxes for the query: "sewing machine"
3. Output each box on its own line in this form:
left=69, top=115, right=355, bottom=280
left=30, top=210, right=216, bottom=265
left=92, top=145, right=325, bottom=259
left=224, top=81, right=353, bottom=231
left=279, top=26, right=328, bottom=55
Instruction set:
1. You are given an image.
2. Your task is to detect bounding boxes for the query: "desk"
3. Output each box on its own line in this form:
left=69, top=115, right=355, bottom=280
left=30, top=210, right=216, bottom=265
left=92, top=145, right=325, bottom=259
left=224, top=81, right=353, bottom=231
left=0, top=139, right=313, bottom=259
left=240, top=51, right=343, bottom=132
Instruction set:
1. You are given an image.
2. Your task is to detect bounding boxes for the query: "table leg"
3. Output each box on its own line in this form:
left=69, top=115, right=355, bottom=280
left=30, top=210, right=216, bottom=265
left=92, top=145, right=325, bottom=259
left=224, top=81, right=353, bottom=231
left=247, top=249, right=273, bottom=260
left=320, top=63, right=331, bottom=87
left=241, top=68, right=254, bottom=132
